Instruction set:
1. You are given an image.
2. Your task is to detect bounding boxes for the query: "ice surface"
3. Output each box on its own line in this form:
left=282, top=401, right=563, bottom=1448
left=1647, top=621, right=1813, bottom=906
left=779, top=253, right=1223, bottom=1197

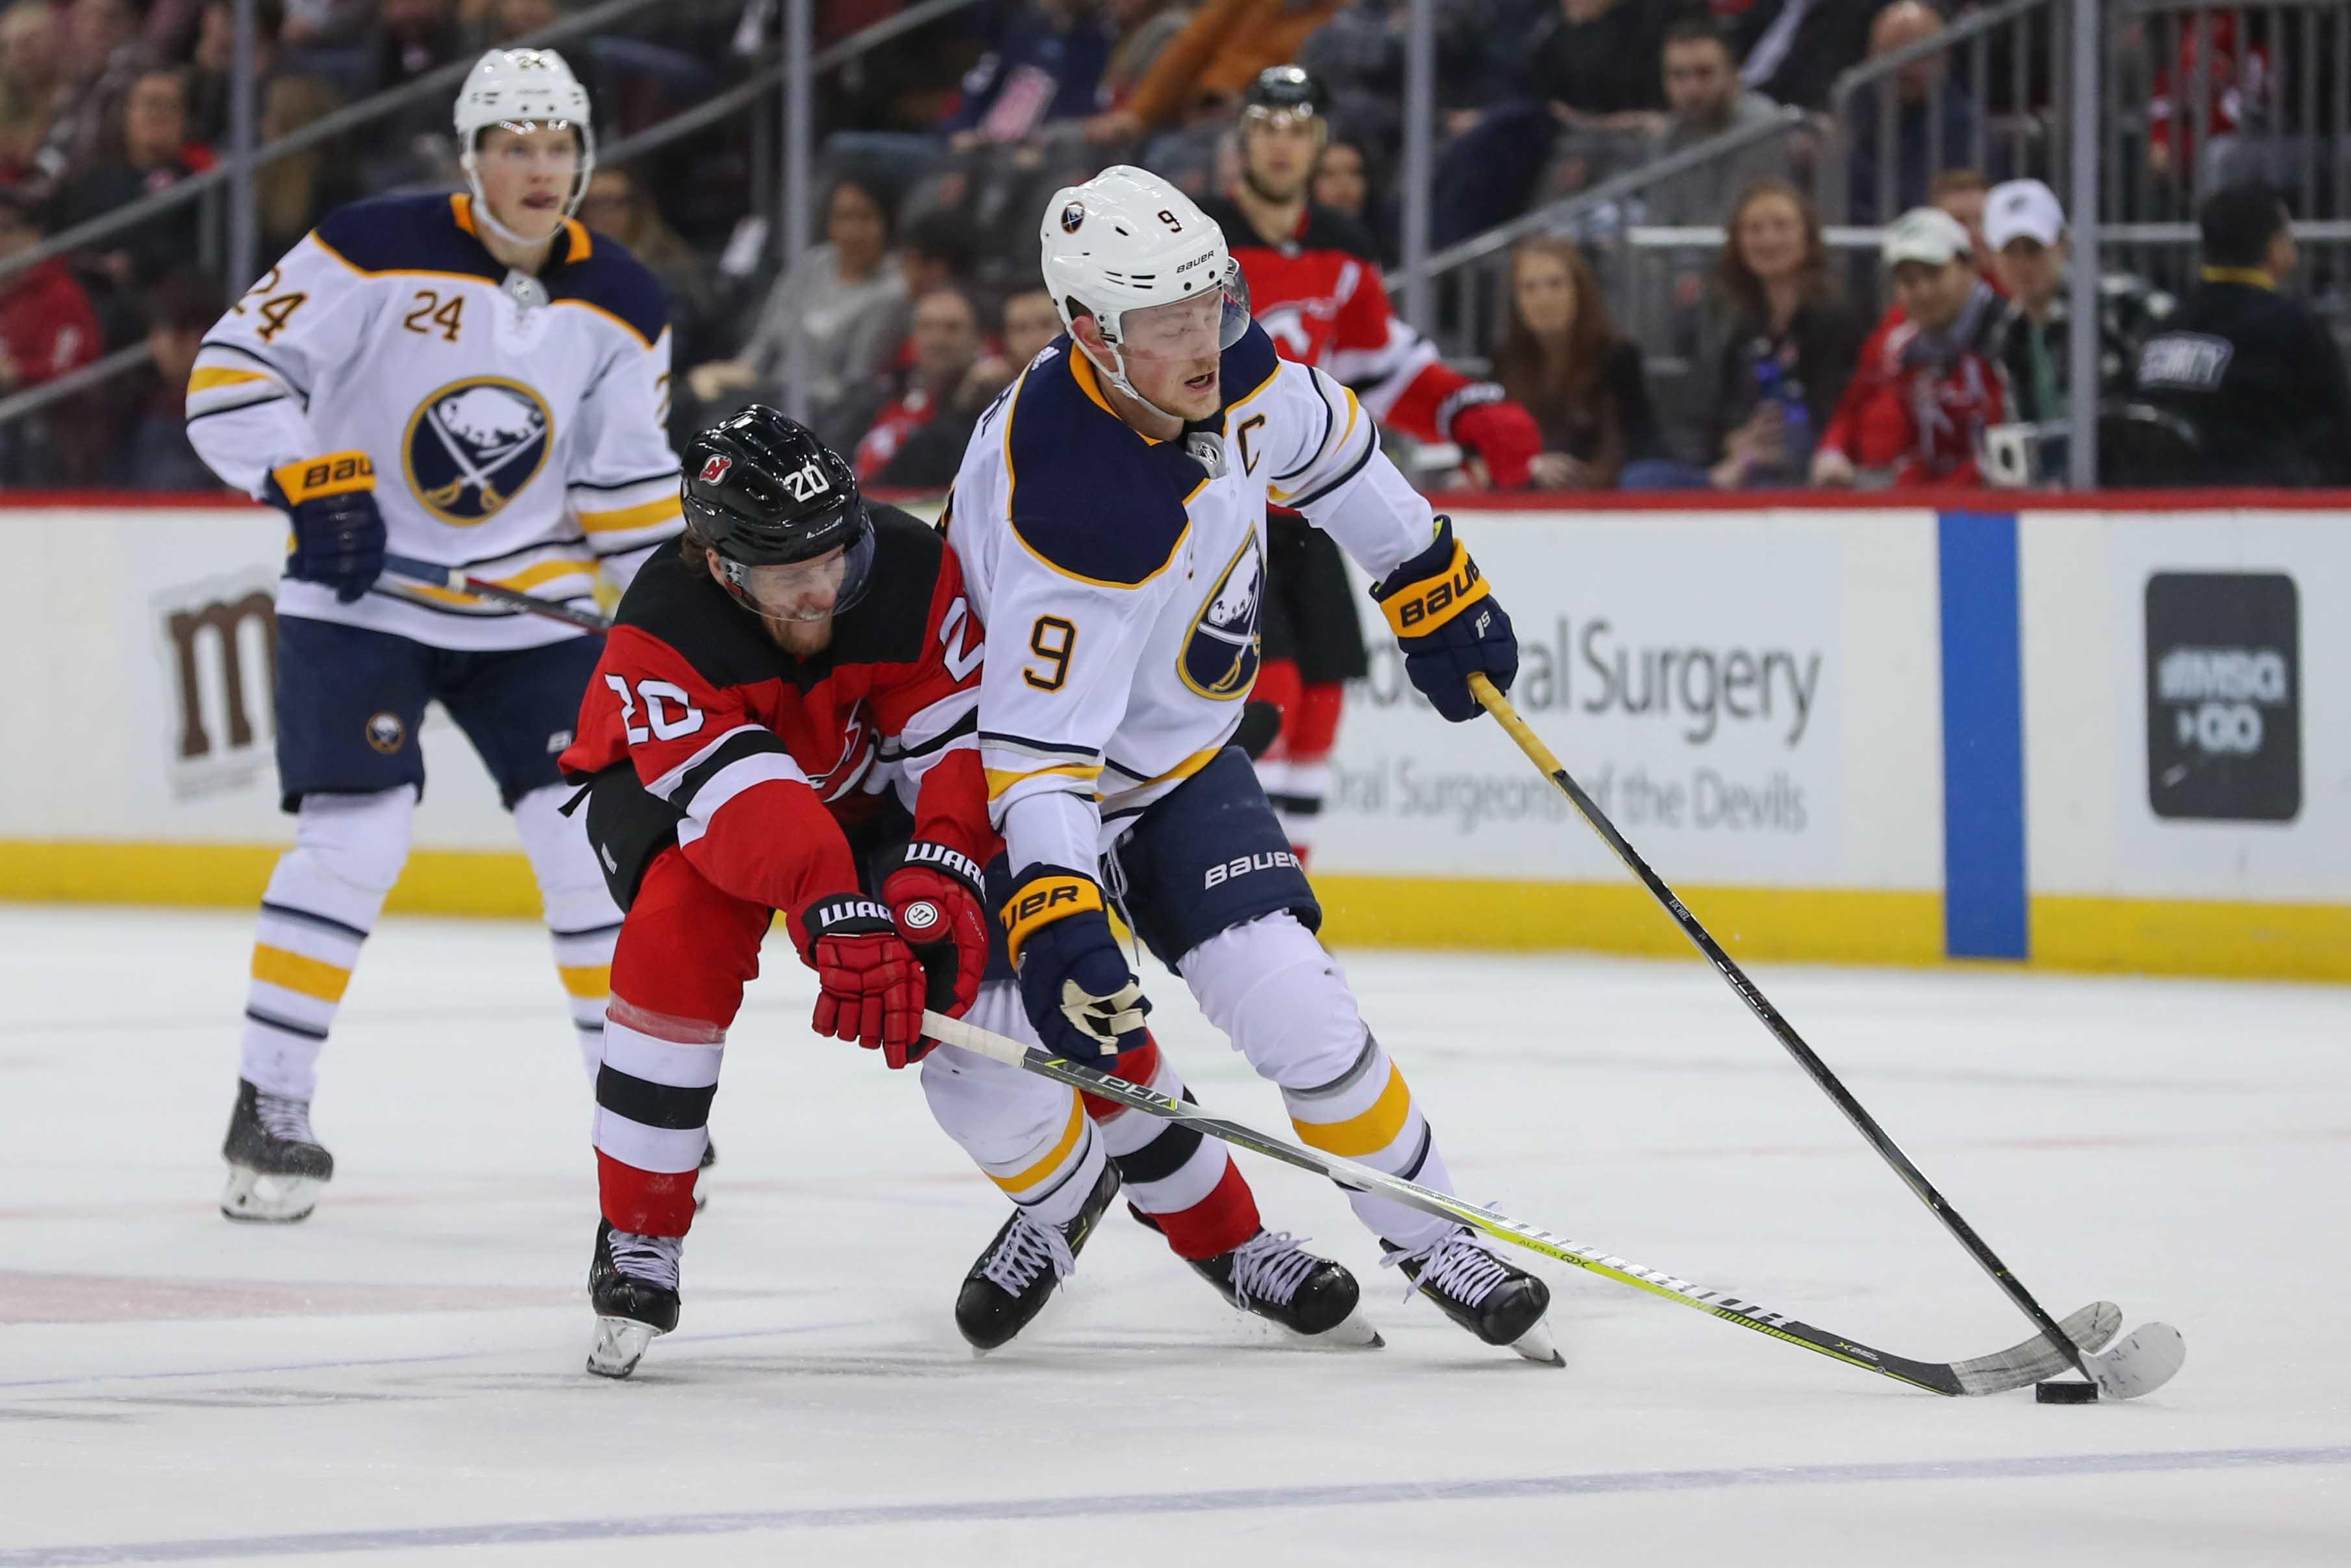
left=2, top=906, right=2346, bottom=1566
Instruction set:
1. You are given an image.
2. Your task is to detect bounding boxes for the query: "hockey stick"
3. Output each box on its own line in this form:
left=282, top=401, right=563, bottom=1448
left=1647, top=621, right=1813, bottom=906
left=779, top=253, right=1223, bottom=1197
left=1466, top=673, right=2184, bottom=1401
left=921, top=1008, right=2118, bottom=1397
left=381, top=552, right=612, bottom=634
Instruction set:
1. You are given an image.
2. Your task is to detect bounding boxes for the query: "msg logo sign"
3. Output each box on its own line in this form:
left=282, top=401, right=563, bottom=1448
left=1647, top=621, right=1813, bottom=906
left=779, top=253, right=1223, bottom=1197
left=2145, top=571, right=2299, bottom=823
left=157, top=581, right=278, bottom=796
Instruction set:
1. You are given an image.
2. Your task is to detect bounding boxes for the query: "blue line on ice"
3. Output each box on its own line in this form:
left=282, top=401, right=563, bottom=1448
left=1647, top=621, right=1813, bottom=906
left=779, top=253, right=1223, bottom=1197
left=5, top=1447, right=2347, bottom=1564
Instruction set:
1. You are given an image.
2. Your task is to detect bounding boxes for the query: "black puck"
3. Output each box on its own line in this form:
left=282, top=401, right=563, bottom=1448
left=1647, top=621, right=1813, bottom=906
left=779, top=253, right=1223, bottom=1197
left=2035, top=1379, right=2099, bottom=1404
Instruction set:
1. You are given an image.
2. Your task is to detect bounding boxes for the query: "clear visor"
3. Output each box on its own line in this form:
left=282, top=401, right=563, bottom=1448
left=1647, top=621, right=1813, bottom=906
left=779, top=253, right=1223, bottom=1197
left=1110, top=260, right=1252, bottom=365
left=722, top=528, right=875, bottom=623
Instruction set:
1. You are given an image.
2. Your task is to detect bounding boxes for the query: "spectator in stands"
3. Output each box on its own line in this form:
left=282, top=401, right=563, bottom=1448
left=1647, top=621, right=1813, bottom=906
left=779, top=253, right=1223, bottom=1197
left=58, top=64, right=208, bottom=289
left=29, top=0, right=148, bottom=195
left=578, top=164, right=720, bottom=401
left=252, top=73, right=356, bottom=257
left=493, top=0, right=556, bottom=43
left=1643, top=13, right=1800, bottom=229
left=367, top=0, right=460, bottom=97
left=1493, top=236, right=1668, bottom=490
left=1930, top=166, right=1990, bottom=271
left=1811, top=205, right=2009, bottom=488
left=282, top=0, right=371, bottom=48
left=129, top=269, right=221, bottom=489
left=897, top=209, right=978, bottom=304
left=688, top=175, right=906, bottom=438
left=1310, top=132, right=1393, bottom=261
left=855, top=284, right=981, bottom=483
left=1702, top=179, right=1867, bottom=488
left=0, top=0, right=66, bottom=185
left=997, top=284, right=1062, bottom=367
left=2134, top=182, right=2351, bottom=486
left=1732, top=0, right=1895, bottom=113
left=186, top=0, right=279, bottom=148
left=1984, top=177, right=2173, bottom=429
left=1084, top=0, right=1338, bottom=147
left=1434, top=0, right=1668, bottom=243
left=0, top=185, right=101, bottom=399
left=1845, top=1, right=1982, bottom=225
left=1101, top=0, right=1191, bottom=106
left=943, top=0, right=1119, bottom=153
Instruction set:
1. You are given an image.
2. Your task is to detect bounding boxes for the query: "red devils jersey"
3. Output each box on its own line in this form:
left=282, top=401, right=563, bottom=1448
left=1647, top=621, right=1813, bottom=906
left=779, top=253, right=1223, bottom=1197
left=560, top=504, right=989, bottom=925
left=1197, top=195, right=1493, bottom=448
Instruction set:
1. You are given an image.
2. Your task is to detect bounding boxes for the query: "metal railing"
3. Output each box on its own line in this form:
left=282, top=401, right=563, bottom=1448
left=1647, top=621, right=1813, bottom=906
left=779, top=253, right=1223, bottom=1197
left=0, top=0, right=988, bottom=438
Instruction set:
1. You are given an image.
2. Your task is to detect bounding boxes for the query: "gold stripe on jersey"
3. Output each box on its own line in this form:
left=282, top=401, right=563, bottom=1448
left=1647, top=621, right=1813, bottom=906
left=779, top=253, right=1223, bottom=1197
left=577, top=496, right=684, bottom=535
left=991, top=1095, right=1088, bottom=1194
left=251, top=943, right=354, bottom=1004
left=1290, top=1062, right=1415, bottom=1157
left=189, top=366, right=271, bottom=393
left=399, top=558, right=600, bottom=608
left=984, top=760, right=1103, bottom=803
left=1268, top=388, right=1364, bottom=504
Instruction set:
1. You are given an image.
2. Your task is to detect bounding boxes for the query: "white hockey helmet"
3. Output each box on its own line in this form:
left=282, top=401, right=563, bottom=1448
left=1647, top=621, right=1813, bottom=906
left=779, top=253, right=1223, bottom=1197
left=1040, top=165, right=1250, bottom=411
left=454, top=48, right=596, bottom=247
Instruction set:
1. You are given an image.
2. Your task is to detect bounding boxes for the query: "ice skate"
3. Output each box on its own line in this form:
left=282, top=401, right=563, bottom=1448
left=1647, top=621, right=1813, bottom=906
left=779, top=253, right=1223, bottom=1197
left=954, top=1163, right=1119, bottom=1353
left=586, top=1219, right=682, bottom=1378
left=220, top=1078, right=334, bottom=1223
left=1186, top=1228, right=1381, bottom=1347
left=1382, top=1227, right=1561, bottom=1365
left=693, top=1135, right=716, bottom=1213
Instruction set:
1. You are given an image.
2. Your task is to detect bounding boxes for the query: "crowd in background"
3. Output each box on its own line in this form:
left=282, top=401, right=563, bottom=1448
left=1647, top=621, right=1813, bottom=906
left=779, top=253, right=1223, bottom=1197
left=1, top=0, right=2346, bottom=490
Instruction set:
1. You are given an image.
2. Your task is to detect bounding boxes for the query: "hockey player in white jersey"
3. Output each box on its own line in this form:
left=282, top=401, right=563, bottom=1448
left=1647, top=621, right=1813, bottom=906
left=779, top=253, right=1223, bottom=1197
left=945, top=166, right=1558, bottom=1362
left=187, top=49, right=684, bottom=1222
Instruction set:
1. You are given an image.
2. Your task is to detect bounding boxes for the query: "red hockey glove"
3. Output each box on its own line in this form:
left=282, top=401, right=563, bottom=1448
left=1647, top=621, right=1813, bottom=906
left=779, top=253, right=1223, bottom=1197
left=883, top=841, right=991, bottom=1027
left=798, top=893, right=928, bottom=1067
left=1450, top=398, right=1541, bottom=490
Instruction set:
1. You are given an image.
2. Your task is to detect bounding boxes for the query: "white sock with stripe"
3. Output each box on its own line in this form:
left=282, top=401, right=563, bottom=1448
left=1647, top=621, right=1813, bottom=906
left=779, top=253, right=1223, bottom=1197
left=238, top=788, right=414, bottom=1101
left=922, top=982, right=1105, bottom=1228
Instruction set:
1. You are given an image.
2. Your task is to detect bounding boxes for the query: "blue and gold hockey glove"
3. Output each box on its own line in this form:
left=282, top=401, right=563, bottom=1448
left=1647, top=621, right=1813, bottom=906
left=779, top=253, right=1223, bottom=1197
left=1002, top=865, right=1149, bottom=1062
left=1369, top=516, right=1517, bottom=722
left=267, top=451, right=385, bottom=604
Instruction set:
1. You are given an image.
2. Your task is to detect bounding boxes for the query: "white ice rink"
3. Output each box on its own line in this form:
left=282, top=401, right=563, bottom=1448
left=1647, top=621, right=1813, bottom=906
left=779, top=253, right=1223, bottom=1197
left=2, top=904, right=2346, bottom=1565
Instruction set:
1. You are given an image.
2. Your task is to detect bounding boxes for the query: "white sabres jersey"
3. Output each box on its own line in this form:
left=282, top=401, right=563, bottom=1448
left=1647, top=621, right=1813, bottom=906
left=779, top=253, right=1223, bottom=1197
left=945, top=321, right=1439, bottom=874
left=188, top=192, right=683, bottom=651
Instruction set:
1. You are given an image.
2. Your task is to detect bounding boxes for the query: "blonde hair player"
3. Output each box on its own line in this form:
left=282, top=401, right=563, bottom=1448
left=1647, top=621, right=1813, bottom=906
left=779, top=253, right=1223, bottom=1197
left=941, top=166, right=1559, bottom=1362
left=186, top=49, right=686, bottom=1222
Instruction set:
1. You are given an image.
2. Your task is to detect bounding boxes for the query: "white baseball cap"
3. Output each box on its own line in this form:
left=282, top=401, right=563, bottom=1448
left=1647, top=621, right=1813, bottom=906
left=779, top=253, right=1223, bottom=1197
left=1882, top=206, right=1972, bottom=268
left=1985, top=179, right=2066, bottom=249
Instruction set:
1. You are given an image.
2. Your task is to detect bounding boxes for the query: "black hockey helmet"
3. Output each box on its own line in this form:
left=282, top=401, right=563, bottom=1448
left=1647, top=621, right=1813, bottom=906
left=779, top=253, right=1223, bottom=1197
left=1241, top=64, right=1329, bottom=126
left=681, top=406, right=875, bottom=619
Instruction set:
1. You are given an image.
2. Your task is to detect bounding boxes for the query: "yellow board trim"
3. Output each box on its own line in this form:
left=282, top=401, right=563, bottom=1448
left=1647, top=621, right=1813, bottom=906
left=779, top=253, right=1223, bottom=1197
left=251, top=943, right=353, bottom=1004
left=991, top=1095, right=1087, bottom=1194
left=557, top=963, right=611, bottom=999
left=577, top=496, right=684, bottom=535
left=6, top=843, right=2348, bottom=982
left=1291, top=1064, right=1413, bottom=1157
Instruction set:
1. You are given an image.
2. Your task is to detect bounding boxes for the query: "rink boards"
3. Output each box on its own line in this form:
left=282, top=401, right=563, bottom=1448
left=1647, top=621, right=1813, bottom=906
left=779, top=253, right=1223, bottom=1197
left=1, top=492, right=2345, bottom=980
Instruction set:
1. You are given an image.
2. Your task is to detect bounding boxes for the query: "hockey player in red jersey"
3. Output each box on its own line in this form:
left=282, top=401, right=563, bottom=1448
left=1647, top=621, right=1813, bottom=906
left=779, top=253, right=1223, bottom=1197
left=1197, top=66, right=1541, bottom=859
left=561, top=410, right=1367, bottom=1375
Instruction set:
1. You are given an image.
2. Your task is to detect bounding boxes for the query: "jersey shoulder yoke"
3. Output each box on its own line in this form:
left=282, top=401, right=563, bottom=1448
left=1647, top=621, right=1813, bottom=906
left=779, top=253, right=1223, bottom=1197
left=312, top=193, right=499, bottom=282
left=553, top=229, right=668, bottom=347
left=1002, top=345, right=1200, bottom=590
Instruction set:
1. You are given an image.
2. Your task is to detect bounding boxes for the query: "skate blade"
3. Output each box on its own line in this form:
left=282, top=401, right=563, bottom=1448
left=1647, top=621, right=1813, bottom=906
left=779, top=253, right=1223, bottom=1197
left=1506, top=1315, right=1565, bottom=1367
left=220, top=1167, right=322, bottom=1224
left=586, top=1317, right=663, bottom=1378
left=1286, top=1305, right=1384, bottom=1349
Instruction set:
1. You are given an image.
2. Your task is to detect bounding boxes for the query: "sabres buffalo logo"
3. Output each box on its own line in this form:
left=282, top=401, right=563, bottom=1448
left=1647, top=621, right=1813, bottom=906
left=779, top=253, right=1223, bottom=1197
left=1060, top=201, right=1085, bottom=234
left=1178, top=532, right=1263, bottom=700
left=403, top=377, right=553, bottom=525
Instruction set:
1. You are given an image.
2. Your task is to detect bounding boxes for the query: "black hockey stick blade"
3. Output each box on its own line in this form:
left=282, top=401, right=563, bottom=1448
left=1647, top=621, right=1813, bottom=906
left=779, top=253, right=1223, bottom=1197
left=922, top=1011, right=2110, bottom=1397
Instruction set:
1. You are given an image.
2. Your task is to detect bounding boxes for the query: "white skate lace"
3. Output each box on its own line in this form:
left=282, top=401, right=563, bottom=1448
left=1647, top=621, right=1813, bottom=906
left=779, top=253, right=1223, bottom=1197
left=980, top=1208, right=1076, bottom=1297
left=1380, top=1227, right=1510, bottom=1308
left=608, top=1230, right=682, bottom=1292
left=253, top=1090, right=316, bottom=1145
left=1227, top=1230, right=1319, bottom=1310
